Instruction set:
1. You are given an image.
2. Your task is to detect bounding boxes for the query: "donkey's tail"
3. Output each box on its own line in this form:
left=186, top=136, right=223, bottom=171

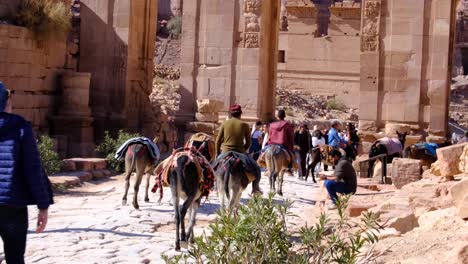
left=124, top=149, right=137, bottom=180
left=266, top=147, right=276, bottom=176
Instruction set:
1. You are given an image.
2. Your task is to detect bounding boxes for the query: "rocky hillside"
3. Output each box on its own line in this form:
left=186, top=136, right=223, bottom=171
left=451, top=76, right=468, bottom=129
left=276, top=88, right=359, bottom=126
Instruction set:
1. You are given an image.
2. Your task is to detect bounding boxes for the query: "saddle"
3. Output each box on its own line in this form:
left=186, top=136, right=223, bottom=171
left=213, top=152, right=260, bottom=183
left=152, top=147, right=215, bottom=201
left=257, top=145, right=298, bottom=169
left=185, top=133, right=216, bottom=162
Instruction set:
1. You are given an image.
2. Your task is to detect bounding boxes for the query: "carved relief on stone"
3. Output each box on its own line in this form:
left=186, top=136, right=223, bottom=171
left=360, top=0, right=381, bottom=52
left=362, top=23, right=377, bottom=37
left=245, top=32, right=259, bottom=48
left=363, top=1, right=380, bottom=18
left=244, top=0, right=262, bottom=14
left=361, top=35, right=378, bottom=52
left=246, top=16, right=260, bottom=32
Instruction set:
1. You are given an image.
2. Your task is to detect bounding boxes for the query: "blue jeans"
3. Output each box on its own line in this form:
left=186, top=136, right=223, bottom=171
left=324, top=180, right=353, bottom=204
left=0, top=206, right=28, bottom=264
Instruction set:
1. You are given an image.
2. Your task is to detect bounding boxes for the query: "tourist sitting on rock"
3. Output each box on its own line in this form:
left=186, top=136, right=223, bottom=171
left=321, top=149, right=357, bottom=210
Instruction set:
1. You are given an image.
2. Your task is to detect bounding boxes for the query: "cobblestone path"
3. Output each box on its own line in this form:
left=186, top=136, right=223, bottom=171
left=1, top=173, right=324, bottom=263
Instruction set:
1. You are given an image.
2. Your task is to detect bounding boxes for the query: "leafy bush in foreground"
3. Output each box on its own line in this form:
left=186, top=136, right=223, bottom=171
left=162, top=194, right=383, bottom=264
left=37, top=135, right=61, bottom=175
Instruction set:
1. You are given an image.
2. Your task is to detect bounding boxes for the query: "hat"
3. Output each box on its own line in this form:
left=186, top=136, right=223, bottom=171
left=0, top=82, right=12, bottom=112
left=331, top=120, right=341, bottom=126
left=230, top=104, right=242, bottom=114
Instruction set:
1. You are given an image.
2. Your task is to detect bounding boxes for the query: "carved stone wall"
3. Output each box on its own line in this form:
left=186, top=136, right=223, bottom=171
left=359, top=0, right=456, bottom=136
left=178, top=0, right=280, bottom=124
left=278, top=1, right=361, bottom=108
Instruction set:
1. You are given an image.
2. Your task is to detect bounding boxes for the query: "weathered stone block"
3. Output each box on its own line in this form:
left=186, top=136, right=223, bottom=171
left=61, top=159, right=76, bottom=172
left=347, top=201, right=377, bottom=217
left=196, top=99, right=224, bottom=113
left=195, top=112, right=219, bottom=122
left=391, top=158, right=422, bottom=189
left=384, top=123, right=411, bottom=135
left=436, top=143, right=468, bottom=177
left=459, top=144, right=468, bottom=174
left=186, top=122, right=218, bottom=134
left=450, top=178, right=468, bottom=219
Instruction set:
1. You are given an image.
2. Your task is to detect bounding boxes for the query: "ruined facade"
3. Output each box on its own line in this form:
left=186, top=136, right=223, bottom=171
left=179, top=0, right=458, bottom=136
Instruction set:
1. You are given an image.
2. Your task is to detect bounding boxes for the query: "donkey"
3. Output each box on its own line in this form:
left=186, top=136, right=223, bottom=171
left=168, top=134, right=215, bottom=251
left=403, top=141, right=451, bottom=168
left=368, top=131, right=407, bottom=177
left=170, top=155, right=203, bottom=251
left=122, top=144, right=157, bottom=209
left=214, top=153, right=259, bottom=214
left=264, top=145, right=290, bottom=196
left=304, top=147, right=322, bottom=183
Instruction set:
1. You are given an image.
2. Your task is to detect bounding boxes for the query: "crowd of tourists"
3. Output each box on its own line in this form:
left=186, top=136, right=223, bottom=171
left=216, top=105, right=358, bottom=210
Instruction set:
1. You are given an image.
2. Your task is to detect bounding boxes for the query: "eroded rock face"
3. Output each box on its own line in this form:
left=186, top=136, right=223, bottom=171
left=450, top=178, right=468, bottom=219
left=459, top=144, right=468, bottom=174
left=436, top=143, right=468, bottom=178
left=391, top=158, right=422, bottom=189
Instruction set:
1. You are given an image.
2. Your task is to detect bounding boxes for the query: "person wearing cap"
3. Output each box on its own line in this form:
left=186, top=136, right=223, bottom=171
left=0, top=82, right=53, bottom=263
left=320, top=149, right=357, bottom=210
left=215, top=104, right=262, bottom=194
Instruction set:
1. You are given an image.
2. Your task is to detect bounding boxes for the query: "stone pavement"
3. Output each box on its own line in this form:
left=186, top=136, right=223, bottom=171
left=0, top=173, right=325, bottom=264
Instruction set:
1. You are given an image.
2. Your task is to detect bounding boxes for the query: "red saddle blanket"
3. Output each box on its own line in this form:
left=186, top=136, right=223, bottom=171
left=151, top=147, right=215, bottom=202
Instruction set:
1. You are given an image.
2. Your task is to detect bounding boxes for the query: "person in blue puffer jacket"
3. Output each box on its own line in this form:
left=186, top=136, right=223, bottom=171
left=0, top=82, right=53, bottom=263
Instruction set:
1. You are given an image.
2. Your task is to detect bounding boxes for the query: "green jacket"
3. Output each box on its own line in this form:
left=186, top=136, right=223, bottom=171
left=216, top=118, right=251, bottom=154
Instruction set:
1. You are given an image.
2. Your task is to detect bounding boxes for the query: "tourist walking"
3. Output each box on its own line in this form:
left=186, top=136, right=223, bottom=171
left=294, top=124, right=311, bottom=177
left=249, top=121, right=263, bottom=160
left=321, top=149, right=357, bottom=210
left=0, top=83, right=54, bottom=263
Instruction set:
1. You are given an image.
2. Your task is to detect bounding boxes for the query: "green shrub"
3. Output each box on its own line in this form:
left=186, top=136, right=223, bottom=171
left=167, top=16, right=182, bottom=39
left=14, top=0, right=71, bottom=40
left=163, top=194, right=383, bottom=264
left=37, top=135, right=61, bottom=175
left=326, top=98, right=347, bottom=111
left=95, top=130, right=140, bottom=172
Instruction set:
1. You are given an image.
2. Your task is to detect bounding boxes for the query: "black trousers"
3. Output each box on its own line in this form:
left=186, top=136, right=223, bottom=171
left=0, top=206, right=28, bottom=264
left=299, top=150, right=308, bottom=177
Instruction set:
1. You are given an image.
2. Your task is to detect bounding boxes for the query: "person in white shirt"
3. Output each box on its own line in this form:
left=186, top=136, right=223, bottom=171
left=312, top=129, right=326, bottom=147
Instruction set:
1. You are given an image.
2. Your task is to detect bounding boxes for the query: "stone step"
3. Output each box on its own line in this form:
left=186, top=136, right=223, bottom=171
left=62, top=158, right=108, bottom=171
left=49, top=169, right=114, bottom=189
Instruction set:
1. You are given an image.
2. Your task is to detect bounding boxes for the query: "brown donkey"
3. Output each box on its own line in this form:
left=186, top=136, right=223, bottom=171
left=122, top=144, right=157, bottom=209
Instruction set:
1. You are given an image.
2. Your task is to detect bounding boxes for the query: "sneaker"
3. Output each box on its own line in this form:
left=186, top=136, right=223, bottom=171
left=328, top=204, right=337, bottom=210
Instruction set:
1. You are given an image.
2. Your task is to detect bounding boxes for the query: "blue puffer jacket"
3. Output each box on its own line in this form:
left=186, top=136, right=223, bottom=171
left=0, top=112, right=53, bottom=209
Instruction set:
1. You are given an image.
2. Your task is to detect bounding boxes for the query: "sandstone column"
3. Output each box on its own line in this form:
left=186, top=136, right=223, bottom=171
left=79, top=0, right=158, bottom=139
left=358, top=0, right=381, bottom=132
left=258, top=0, right=281, bottom=121
left=52, top=72, right=95, bottom=157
